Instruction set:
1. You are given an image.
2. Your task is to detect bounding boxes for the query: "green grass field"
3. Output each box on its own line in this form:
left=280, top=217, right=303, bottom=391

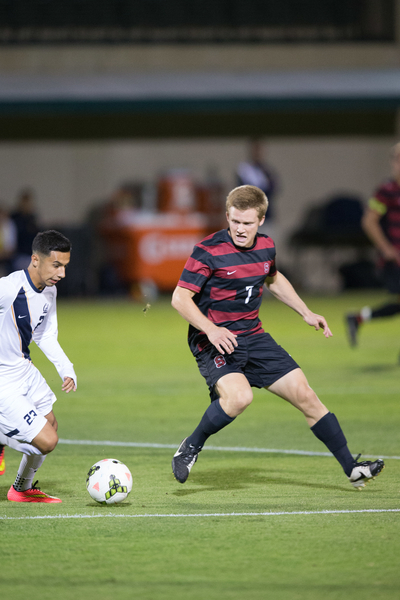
left=1, top=290, right=399, bottom=600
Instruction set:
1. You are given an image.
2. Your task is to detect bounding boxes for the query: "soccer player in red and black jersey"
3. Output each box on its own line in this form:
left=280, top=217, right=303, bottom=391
left=346, top=142, right=400, bottom=349
left=171, top=185, right=384, bottom=489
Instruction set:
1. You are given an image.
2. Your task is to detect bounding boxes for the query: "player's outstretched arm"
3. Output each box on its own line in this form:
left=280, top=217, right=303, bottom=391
left=265, top=271, right=333, bottom=338
left=171, top=285, right=238, bottom=354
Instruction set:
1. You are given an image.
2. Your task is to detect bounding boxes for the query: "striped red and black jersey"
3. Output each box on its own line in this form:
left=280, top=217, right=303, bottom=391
left=177, top=228, right=277, bottom=354
left=371, top=179, right=400, bottom=251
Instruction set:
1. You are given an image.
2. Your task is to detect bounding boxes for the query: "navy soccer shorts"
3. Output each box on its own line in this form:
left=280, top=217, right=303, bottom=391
left=194, top=331, right=299, bottom=402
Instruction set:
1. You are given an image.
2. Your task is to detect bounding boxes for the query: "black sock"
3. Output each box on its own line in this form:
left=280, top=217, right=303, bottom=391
left=311, top=412, right=354, bottom=476
left=186, top=399, right=235, bottom=449
left=371, top=303, right=400, bottom=319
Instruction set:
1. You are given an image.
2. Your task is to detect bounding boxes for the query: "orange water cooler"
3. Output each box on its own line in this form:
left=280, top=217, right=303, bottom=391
left=101, top=213, right=207, bottom=293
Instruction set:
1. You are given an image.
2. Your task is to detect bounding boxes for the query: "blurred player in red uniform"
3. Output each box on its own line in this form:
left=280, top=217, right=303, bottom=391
left=346, top=143, right=400, bottom=349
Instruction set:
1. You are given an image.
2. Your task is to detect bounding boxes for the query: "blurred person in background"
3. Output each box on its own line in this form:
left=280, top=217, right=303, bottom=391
left=11, top=187, right=40, bottom=271
left=346, top=143, right=400, bottom=350
left=236, top=139, right=280, bottom=237
left=86, top=182, right=142, bottom=294
left=0, top=204, right=17, bottom=276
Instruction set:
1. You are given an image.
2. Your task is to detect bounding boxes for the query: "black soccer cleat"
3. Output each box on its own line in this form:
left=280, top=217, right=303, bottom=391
left=345, top=314, right=360, bottom=347
left=172, top=438, right=201, bottom=483
left=348, top=454, right=385, bottom=489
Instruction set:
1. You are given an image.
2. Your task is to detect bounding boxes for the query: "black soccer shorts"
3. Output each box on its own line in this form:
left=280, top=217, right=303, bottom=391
left=381, top=262, right=400, bottom=294
left=194, top=331, right=299, bottom=402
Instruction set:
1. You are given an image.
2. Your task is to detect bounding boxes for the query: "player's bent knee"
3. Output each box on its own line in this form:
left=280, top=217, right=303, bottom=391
left=32, top=440, right=56, bottom=455
left=32, top=428, right=59, bottom=455
left=233, top=389, right=253, bottom=413
left=220, top=388, right=253, bottom=416
left=34, top=437, right=58, bottom=455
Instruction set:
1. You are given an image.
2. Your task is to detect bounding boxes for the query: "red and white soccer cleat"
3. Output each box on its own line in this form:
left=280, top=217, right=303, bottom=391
left=7, top=481, right=62, bottom=503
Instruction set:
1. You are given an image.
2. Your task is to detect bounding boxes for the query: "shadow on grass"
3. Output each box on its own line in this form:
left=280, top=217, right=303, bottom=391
left=85, top=501, right=133, bottom=508
left=359, top=364, right=399, bottom=373
left=172, top=467, right=357, bottom=496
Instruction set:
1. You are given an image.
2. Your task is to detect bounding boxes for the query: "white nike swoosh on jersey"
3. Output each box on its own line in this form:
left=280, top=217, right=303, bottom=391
left=18, top=315, right=28, bottom=319
left=227, top=271, right=237, bottom=275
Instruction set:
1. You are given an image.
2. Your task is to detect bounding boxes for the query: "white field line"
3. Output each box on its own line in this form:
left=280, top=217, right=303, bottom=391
left=1, top=509, right=400, bottom=521
left=58, top=438, right=400, bottom=460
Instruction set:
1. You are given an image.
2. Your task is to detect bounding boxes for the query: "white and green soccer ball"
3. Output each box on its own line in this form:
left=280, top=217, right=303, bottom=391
left=86, top=458, right=132, bottom=505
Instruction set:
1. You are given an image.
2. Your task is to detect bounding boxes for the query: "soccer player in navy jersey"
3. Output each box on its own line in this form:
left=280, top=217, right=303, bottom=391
left=346, top=142, right=400, bottom=350
left=171, top=184, right=384, bottom=489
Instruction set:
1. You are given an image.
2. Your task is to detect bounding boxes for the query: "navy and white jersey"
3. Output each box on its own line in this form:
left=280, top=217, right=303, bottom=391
left=0, top=269, right=76, bottom=388
left=177, top=228, right=277, bottom=354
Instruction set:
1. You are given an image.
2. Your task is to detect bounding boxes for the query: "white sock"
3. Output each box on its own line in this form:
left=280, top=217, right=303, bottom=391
left=14, top=454, right=46, bottom=491
left=0, top=431, right=43, bottom=455
left=360, top=306, right=372, bottom=322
